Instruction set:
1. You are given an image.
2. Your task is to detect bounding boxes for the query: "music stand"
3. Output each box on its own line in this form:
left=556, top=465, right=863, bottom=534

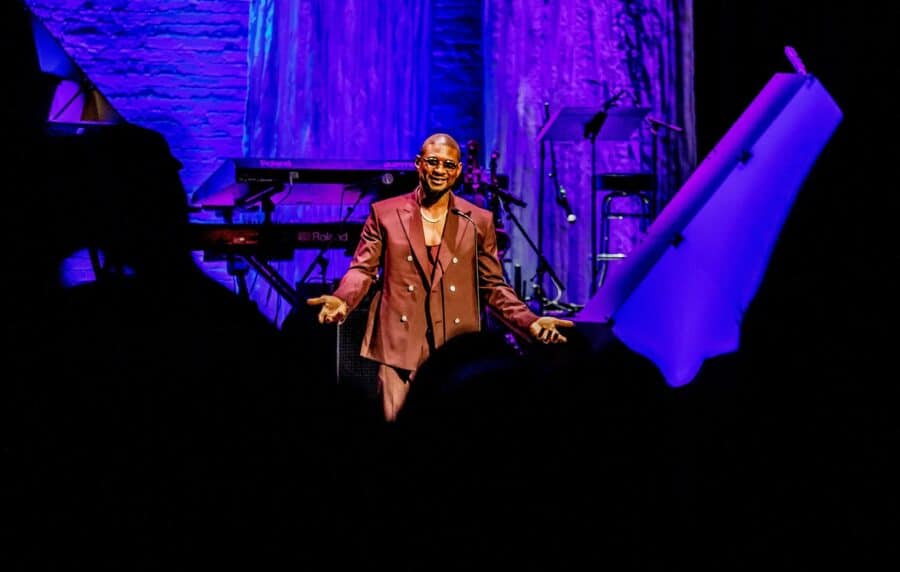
left=536, top=106, right=649, bottom=300
left=537, top=106, right=648, bottom=142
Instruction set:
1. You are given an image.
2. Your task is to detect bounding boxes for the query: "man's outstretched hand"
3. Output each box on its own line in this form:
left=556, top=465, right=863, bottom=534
left=307, top=295, right=349, bottom=325
left=529, top=316, right=575, bottom=344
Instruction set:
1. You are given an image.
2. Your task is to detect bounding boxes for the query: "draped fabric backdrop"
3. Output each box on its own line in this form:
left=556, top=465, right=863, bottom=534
left=484, top=0, right=695, bottom=305
left=244, top=0, right=431, bottom=322
left=245, top=0, right=430, bottom=160
left=243, top=0, right=693, bottom=321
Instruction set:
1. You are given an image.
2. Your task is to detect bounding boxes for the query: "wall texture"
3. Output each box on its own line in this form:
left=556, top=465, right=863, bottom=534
left=27, top=0, right=250, bottom=196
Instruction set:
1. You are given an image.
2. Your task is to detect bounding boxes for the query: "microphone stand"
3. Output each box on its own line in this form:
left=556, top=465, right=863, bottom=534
left=496, top=190, right=581, bottom=316
left=450, top=208, right=481, bottom=332
left=535, top=103, right=561, bottom=304
left=534, top=102, right=584, bottom=315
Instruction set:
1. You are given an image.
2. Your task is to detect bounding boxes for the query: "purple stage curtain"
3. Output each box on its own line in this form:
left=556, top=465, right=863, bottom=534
left=245, top=0, right=430, bottom=161
left=484, top=0, right=695, bottom=305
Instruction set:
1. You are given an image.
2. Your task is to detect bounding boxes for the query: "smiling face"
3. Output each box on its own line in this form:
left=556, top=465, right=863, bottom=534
left=415, top=134, right=463, bottom=201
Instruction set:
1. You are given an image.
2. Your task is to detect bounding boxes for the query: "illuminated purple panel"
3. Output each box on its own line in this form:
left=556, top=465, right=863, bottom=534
left=578, top=72, right=843, bottom=386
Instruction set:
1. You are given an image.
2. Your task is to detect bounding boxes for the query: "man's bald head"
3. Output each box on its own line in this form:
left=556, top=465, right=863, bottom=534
left=419, top=133, right=461, bottom=158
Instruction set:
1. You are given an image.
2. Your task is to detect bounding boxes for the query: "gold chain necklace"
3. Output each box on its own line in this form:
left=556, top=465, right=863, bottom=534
left=419, top=207, right=446, bottom=224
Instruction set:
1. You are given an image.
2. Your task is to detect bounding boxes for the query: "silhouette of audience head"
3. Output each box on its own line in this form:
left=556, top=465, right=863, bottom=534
left=388, top=326, right=673, bottom=567
left=84, top=125, right=192, bottom=277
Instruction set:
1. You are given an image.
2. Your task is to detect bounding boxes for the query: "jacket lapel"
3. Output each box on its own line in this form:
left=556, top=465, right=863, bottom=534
left=398, top=192, right=431, bottom=285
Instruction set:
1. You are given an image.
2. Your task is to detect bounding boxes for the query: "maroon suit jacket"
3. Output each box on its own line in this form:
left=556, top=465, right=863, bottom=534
left=333, top=189, right=537, bottom=371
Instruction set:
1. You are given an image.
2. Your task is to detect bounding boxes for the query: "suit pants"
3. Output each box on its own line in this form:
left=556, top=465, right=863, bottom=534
left=378, top=364, right=413, bottom=422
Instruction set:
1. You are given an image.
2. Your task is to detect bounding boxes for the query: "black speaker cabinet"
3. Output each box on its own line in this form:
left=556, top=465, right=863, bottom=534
left=336, top=307, right=379, bottom=399
left=285, top=282, right=379, bottom=400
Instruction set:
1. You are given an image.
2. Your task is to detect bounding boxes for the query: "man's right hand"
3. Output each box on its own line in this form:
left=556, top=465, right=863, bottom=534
left=307, top=295, right=349, bottom=325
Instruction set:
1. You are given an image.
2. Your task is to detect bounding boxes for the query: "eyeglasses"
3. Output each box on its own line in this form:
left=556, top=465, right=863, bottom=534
left=421, top=156, right=460, bottom=170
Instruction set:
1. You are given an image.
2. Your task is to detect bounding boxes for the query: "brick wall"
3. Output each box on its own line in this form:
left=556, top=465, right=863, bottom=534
left=27, top=0, right=250, bottom=195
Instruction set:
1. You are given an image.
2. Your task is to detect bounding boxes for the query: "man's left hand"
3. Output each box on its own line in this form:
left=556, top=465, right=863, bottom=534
left=529, top=316, right=575, bottom=344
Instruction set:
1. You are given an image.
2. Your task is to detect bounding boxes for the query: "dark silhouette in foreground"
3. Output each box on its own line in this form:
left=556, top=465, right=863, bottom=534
left=389, top=328, right=675, bottom=568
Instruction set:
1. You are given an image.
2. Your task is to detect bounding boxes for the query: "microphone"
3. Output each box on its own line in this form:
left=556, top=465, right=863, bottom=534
left=492, top=187, right=527, bottom=208
left=646, top=116, right=684, bottom=133
left=450, top=207, right=481, bottom=331
left=451, top=207, right=475, bottom=224
left=585, top=90, right=626, bottom=140
left=556, top=186, right=576, bottom=223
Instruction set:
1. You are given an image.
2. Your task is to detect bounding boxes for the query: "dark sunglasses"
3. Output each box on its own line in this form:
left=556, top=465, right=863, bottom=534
left=421, top=156, right=460, bottom=170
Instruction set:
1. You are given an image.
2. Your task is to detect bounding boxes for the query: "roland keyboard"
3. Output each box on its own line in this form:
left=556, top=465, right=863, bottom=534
left=188, top=222, right=364, bottom=260
left=233, top=157, right=417, bottom=185
left=193, top=158, right=419, bottom=207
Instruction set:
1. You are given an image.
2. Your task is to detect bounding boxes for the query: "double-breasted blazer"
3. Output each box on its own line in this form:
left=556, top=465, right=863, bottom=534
left=333, top=189, right=538, bottom=371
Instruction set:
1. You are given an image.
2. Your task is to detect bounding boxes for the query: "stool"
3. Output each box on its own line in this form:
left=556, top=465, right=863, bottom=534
left=593, top=173, right=657, bottom=289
